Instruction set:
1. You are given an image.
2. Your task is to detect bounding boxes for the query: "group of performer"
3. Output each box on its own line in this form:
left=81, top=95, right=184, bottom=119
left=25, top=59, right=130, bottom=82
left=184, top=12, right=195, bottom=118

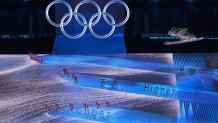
left=28, top=51, right=44, bottom=64
left=63, top=67, right=79, bottom=84
left=44, top=103, right=61, bottom=112
left=44, top=101, right=111, bottom=112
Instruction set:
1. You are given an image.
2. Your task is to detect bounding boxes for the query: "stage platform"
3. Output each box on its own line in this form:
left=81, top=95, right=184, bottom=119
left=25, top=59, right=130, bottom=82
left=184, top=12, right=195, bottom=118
left=0, top=54, right=218, bottom=122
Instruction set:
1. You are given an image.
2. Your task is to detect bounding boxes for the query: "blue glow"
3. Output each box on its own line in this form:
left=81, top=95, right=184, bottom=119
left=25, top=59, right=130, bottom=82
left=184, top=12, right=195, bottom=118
left=53, top=33, right=126, bottom=54
left=44, top=55, right=215, bottom=79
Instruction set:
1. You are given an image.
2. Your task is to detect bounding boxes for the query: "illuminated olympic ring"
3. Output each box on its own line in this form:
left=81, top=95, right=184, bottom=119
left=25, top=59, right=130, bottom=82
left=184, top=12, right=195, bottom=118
left=45, top=0, right=130, bottom=39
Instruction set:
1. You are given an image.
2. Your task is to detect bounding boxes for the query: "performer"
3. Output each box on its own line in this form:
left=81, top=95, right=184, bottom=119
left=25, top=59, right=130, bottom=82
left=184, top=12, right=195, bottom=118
left=63, top=68, right=70, bottom=77
left=55, top=103, right=61, bottom=111
left=96, top=101, right=101, bottom=109
left=32, top=54, right=37, bottom=61
left=69, top=103, right=74, bottom=111
left=29, top=51, right=42, bottom=64
left=44, top=104, right=52, bottom=112
left=29, top=52, right=35, bottom=60
left=83, top=103, right=89, bottom=114
left=37, top=57, right=44, bottom=64
left=28, top=52, right=32, bottom=59
left=105, top=101, right=111, bottom=108
left=72, top=73, right=79, bottom=84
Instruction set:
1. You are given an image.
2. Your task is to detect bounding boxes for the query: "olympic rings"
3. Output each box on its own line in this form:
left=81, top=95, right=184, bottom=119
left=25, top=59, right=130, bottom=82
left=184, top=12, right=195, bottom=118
left=74, top=0, right=101, bottom=27
left=103, top=0, right=130, bottom=27
left=89, top=13, right=116, bottom=38
left=45, top=0, right=73, bottom=27
left=60, top=13, right=88, bottom=39
left=45, top=0, right=130, bottom=39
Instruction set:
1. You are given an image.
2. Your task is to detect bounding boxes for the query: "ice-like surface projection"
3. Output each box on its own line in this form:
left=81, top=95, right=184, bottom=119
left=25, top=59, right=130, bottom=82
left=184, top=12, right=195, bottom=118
left=1, top=54, right=218, bottom=122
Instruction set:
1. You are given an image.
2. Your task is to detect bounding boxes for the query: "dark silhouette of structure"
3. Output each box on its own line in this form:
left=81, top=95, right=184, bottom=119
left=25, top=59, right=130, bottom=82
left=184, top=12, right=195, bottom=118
left=0, top=0, right=56, bottom=54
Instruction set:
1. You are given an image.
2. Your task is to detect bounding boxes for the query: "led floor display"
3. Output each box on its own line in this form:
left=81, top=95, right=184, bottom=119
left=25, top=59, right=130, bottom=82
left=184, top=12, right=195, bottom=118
left=0, top=54, right=218, bottom=123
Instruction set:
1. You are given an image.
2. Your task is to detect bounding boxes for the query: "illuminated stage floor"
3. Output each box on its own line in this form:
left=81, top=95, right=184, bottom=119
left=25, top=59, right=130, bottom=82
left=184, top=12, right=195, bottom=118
left=0, top=54, right=217, bottom=122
